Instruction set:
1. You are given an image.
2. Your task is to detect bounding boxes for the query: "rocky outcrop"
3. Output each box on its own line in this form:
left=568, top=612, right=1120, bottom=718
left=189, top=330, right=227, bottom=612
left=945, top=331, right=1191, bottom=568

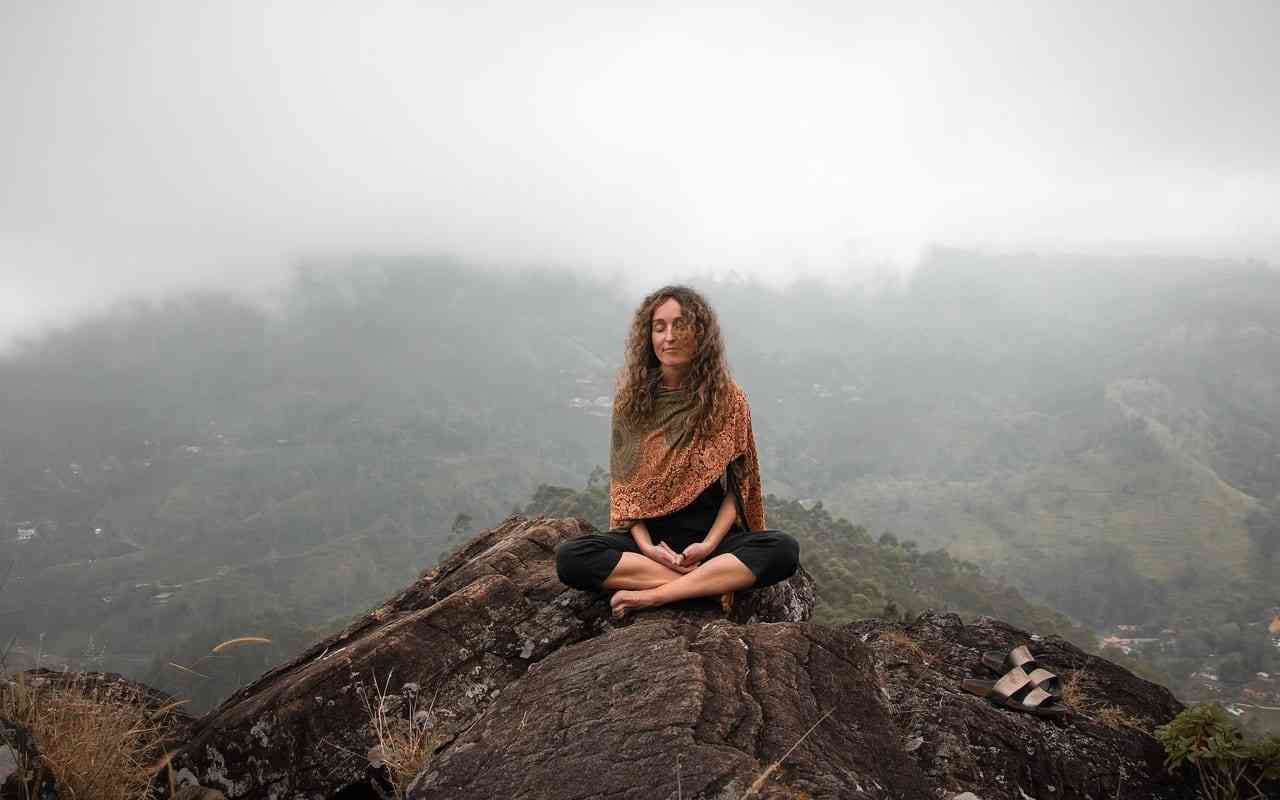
left=406, top=614, right=930, bottom=799
left=169, top=516, right=1195, bottom=799
left=170, top=516, right=815, bottom=797
left=848, top=613, right=1193, bottom=800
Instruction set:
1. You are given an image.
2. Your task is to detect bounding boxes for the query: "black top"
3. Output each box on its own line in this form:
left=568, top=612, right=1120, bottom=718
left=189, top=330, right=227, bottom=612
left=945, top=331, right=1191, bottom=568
left=645, top=477, right=741, bottom=546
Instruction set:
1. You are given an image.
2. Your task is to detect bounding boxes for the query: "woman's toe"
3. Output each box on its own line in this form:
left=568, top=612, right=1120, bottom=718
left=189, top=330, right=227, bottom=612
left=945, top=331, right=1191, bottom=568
left=610, top=591, right=629, bottom=615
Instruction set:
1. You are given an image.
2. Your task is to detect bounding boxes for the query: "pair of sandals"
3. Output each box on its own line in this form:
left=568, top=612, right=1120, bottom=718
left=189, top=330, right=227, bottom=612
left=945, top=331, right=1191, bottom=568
left=961, top=644, right=1068, bottom=719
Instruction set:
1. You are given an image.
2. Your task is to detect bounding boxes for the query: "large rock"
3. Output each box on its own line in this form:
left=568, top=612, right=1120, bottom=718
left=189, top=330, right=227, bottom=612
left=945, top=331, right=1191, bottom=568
left=171, top=516, right=1196, bottom=799
left=847, top=612, right=1195, bottom=800
left=171, top=516, right=815, bottom=797
left=406, top=617, right=930, bottom=799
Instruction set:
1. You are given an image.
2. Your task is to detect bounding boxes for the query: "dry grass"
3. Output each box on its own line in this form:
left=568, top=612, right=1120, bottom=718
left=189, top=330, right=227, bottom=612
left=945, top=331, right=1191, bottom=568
left=1055, top=669, right=1148, bottom=731
left=359, top=670, right=443, bottom=798
left=739, top=708, right=834, bottom=799
left=0, top=634, right=268, bottom=799
left=0, top=672, right=182, bottom=800
left=1093, top=704, right=1147, bottom=732
left=209, top=636, right=272, bottom=654
left=878, top=630, right=928, bottom=661
left=1058, top=668, right=1091, bottom=711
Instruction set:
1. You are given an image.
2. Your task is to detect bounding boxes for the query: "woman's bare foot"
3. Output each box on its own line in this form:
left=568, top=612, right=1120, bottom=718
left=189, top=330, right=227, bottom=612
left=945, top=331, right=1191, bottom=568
left=610, top=588, right=663, bottom=618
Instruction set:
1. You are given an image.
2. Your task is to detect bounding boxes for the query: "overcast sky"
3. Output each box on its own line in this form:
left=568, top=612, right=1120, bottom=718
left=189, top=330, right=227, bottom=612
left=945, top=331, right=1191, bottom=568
left=2, top=0, right=1277, bottom=346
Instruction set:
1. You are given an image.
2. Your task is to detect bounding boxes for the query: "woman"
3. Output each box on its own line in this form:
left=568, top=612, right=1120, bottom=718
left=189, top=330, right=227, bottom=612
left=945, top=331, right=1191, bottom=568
left=556, top=285, right=799, bottom=618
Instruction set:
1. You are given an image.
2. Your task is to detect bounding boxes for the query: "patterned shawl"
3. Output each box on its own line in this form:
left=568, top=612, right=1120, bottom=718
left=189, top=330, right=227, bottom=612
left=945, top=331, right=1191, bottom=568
left=609, top=381, right=765, bottom=533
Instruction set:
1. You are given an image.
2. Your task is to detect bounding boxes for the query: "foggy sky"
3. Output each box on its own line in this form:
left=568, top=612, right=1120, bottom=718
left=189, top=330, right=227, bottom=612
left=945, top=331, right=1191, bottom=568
left=2, top=0, right=1278, bottom=346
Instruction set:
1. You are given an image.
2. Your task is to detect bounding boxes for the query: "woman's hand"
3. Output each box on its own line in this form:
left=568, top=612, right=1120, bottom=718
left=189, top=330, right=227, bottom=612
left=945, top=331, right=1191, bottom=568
left=643, top=542, right=697, bottom=573
left=642, top=542, right=683, bottom=571
left=680, top=540, right=715, bottom=568
left=662, top=542, right=699, bottom=573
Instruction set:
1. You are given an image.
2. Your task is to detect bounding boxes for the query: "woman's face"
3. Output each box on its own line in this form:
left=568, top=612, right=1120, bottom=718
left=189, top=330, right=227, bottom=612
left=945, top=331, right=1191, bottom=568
left=651, top=297, right=694, bottom=370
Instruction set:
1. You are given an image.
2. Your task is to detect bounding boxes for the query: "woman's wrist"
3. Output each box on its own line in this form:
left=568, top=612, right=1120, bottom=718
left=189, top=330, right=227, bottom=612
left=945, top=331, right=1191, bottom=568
left=703, top=490, right=738, bottom=547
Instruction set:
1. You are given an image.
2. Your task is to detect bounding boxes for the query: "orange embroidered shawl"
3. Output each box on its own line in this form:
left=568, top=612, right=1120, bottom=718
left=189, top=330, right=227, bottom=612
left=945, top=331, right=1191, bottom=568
left=608, top=381, right=765, bottom=533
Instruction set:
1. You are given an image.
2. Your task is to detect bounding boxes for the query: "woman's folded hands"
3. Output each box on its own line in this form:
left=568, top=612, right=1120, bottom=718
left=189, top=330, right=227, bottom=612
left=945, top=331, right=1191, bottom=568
left=643, top=540, right=712, bottom=573
left=679, top=540, right=714, bottom=568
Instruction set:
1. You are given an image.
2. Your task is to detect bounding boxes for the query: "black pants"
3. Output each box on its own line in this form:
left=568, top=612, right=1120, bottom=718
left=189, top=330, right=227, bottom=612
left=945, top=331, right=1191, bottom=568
left=555, top=529, right=800, bottom=593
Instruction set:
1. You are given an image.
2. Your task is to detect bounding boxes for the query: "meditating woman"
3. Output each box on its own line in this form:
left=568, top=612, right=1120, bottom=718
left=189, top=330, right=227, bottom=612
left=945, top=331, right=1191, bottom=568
left=555, top=285, right=800, bottom=618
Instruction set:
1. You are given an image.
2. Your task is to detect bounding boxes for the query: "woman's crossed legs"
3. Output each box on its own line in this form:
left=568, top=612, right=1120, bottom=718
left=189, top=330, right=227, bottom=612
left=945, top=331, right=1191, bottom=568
left=606, top=552, right=756, bottom=616
left=555, top=530, right=799, bottom=617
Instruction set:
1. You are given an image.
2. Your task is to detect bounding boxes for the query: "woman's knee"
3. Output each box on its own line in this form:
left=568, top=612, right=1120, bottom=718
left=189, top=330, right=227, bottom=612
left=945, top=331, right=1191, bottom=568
left=555, top=539, right=586, bottom=585
left=765, top=531, right=800, bottom=581
left=556, top=537, right=611, bottom=591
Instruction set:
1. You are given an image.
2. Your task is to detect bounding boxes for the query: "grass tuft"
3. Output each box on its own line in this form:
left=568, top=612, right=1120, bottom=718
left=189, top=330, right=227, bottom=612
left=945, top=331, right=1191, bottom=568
left=1058, top=668, right=1091, bottom=711
left=879, top=630, right=928, bottom=661
left=1056, top=669, right=1149, bottom=731
left=1094, top=704, right=1147, bottom=732
left=359, top=670, right=443, bottom=798
left=0, top=672, right=182, bottom=800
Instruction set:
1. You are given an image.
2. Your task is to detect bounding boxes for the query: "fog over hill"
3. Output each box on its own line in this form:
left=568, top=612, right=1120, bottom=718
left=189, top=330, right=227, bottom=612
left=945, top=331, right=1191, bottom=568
left=5, top=1, right=1279, bottom=348
left=1, top=251, right=1278, bottom=719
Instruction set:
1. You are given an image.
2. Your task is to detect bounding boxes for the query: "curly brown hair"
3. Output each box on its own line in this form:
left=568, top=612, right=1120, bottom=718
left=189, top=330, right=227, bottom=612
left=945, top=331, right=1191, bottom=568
left=614, top=285, right=734, bottom=441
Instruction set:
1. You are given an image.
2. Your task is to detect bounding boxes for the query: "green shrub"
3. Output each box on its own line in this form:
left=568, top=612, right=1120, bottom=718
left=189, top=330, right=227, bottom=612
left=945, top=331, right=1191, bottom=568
left=1155, top=704, right=1280, bottom=800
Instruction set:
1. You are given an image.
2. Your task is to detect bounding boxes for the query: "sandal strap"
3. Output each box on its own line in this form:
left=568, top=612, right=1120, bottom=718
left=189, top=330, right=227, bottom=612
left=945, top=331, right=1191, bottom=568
left=991, top=666, right=1033, bottom=702
left=1027, top=667, right=1059, bottom=685
left=1018, top=686, right=1056, bottom=709
left=1006, top=644, right=1035, bottom=669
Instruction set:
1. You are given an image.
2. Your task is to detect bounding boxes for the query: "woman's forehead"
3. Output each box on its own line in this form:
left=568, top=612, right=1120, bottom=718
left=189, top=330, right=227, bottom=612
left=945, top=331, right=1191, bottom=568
left=651, top=297, right=684, bottom=320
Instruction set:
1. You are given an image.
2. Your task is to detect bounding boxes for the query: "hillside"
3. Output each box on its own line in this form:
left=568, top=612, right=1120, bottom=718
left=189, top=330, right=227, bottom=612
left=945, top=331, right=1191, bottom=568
left=1, top=252, right=1278, bottom=712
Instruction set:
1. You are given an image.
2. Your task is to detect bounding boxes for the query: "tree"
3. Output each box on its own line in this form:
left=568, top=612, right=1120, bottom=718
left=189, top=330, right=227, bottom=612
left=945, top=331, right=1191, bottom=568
left=1218, top=652, right=1248, bottom=684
